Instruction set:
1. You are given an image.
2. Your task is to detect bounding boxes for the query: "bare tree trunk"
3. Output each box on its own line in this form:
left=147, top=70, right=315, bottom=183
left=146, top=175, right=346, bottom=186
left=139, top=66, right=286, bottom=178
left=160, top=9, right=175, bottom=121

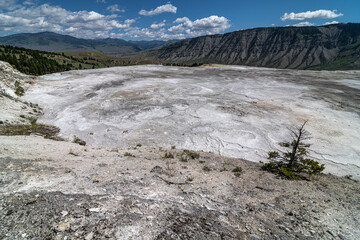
left=288, top=121, right=307, bottom=168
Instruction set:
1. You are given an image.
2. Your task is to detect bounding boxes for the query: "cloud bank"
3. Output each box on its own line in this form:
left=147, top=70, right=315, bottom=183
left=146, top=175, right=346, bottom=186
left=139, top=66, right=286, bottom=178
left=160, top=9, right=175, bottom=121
left=281, top=10, right=343, bottom=21
left=0, top=2, right=230, bottom=40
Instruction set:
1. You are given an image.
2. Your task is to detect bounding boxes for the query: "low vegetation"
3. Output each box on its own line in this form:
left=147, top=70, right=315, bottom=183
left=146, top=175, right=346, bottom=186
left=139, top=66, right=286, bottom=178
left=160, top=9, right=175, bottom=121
left=261, top=121, right=325, bottom=180
left=202, top=166, right=211, bottom=172
left=73, top=135, right=86, bottom=146
left=124, top=152, right=135, bottom=157
left=232, top=167, right=243, bottom=177
left=162, top=62, right=203, bottom=67
left=163, top=152, right=174, bottom=159
left=68, top=148, right=79, bottom=156
left=183, top=150, right=200, bottom=159
left=0, top=123, right=61, bottom=140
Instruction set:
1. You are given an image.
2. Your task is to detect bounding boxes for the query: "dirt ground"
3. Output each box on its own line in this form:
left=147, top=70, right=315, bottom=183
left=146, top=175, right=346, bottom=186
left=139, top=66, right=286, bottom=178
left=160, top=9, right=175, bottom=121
left=0, top=135, right=359, bottom=240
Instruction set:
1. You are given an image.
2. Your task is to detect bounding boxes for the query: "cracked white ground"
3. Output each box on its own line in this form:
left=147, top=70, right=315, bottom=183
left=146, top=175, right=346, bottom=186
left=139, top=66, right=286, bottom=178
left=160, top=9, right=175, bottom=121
left=23, top=65, right=360, bottom=179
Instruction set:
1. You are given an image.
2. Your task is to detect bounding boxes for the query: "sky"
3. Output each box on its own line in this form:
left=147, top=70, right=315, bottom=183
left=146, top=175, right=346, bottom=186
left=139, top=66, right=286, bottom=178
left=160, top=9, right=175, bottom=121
left=0, top=0, right=359, bottom=40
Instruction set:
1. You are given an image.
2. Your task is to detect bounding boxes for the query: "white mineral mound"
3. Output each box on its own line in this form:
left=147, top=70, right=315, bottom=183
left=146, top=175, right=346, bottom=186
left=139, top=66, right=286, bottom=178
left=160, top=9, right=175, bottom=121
left=0, top=61, right=35, bottom=124
left=22, top=65, right=360, bottom=178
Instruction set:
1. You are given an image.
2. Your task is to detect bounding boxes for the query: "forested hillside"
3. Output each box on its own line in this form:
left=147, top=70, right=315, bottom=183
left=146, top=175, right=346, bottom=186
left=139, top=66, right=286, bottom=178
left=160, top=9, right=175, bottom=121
left=0, top=45, right=160, bottom=76
left=0, top=45, right=71, bottom=75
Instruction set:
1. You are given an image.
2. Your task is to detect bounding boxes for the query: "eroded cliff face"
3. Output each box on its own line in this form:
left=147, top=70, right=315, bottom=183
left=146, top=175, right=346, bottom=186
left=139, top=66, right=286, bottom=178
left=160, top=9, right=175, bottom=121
left=154, top=23, right=360, bottom=69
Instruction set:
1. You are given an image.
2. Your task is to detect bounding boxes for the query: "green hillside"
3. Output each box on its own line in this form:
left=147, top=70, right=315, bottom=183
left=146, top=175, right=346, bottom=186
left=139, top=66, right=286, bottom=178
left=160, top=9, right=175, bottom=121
left=0, top=45, right=162, bottom=76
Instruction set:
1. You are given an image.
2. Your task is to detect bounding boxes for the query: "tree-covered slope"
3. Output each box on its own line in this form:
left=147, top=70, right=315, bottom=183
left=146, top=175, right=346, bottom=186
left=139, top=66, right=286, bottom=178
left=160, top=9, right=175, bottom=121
left=0, top=45, right=161, bottom=76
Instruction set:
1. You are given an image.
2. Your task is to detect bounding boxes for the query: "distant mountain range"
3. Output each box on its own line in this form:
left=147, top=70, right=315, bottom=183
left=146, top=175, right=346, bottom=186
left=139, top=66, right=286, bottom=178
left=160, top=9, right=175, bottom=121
left=1, top=23, right=360, bottom=70
left=149, top=23, right=360, bottom=70
left=0, top=32, right=176, bottom=57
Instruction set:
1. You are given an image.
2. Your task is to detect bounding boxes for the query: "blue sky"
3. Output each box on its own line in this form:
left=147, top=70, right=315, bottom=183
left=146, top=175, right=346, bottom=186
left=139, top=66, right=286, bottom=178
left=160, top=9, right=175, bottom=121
left=0, top=0, right=359, bottom=40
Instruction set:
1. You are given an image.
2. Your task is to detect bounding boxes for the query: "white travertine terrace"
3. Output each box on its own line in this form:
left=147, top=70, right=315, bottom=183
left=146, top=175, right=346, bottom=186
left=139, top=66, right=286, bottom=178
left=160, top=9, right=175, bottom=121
left=23, top=65, right=360, bottom=178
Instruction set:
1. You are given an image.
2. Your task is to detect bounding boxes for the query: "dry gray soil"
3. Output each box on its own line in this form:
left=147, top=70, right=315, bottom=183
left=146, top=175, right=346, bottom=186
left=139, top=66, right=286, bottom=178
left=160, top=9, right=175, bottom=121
left=0, top=136, right=359, bottom=240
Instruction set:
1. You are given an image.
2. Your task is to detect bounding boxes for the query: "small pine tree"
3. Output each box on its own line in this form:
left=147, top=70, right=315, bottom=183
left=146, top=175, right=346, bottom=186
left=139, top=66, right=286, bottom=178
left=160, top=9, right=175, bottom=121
left=261, top=121, right=325, bottom=180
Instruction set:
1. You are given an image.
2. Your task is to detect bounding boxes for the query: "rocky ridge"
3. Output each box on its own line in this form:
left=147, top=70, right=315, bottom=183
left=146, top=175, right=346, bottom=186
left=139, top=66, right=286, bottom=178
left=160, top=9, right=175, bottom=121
left=151, top=23, right=360, bottom=70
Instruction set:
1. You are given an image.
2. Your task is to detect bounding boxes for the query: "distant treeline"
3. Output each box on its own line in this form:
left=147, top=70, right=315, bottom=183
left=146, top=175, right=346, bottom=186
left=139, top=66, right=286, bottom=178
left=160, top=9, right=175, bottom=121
left=0, top=45, right=72, bottom=75
left=162, top=62, right=203, bottom=67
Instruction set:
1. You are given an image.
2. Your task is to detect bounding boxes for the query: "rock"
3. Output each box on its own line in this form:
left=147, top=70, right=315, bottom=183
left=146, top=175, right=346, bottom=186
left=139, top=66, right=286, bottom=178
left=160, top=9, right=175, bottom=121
left=61, top=211, right=68, bottom=217
left=54, top=222, right=70, bottom=232
left=85, top=232, right=94, bottom=240
left=327, top=230, right=335, bottom=237
left=89, top=208, right=100, bottom=212
left=5, top=209, right=13, bottom=216
left=26, top=198, right=37, bottom=205
left=278, top=142, right=290, bottom=147
left=150, top=166, right=168, bottom=175
left=250, top=234, right=262, bottom=240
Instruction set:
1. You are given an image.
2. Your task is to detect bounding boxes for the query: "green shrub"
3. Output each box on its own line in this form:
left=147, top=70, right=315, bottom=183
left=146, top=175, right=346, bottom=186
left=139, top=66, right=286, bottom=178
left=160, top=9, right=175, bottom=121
left=234, top=172, right=241, bottom=177
left=164, top=152, right=174, bottom=159
left=202, top=166, right=211, bottom=172
left=268, top=151, right=280, bottom=159
left=183, top=150, right=200, bottom=159
left=232, top=167, right=242, bottom=173
left=300, top=158, right=325, bottom=175
left=261, top=162, right=278, bottom=172
left=15, top=86, right=25, bottom=96
left=261, top=121, right=324, bottom=180
left=124, top=152, right=135, bottom=157
left=73, top=135, right=86, bottom=146
left=280, top=167, right=299, bottom=180
left=232, top=167, right=242, bottom=177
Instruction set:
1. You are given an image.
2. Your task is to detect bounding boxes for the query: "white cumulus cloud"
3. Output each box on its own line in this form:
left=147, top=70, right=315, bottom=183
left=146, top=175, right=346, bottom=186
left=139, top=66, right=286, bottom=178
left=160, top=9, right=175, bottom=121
left=150, top=20, right=166, bottom=29
left=293, top=21, right=314, bottom=27
left=169, top=15, right=230, bottom=36
left=107, top=4, right=125, bottom=13
left=324, top=21, right=339, bottom=25
left=0, top=3, right=136, bottom=38
left=281, top=9, right=343, bottom=21
left=0, top=0, right=19, bottom=10
left=139, top=3, right=177, bottom=16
